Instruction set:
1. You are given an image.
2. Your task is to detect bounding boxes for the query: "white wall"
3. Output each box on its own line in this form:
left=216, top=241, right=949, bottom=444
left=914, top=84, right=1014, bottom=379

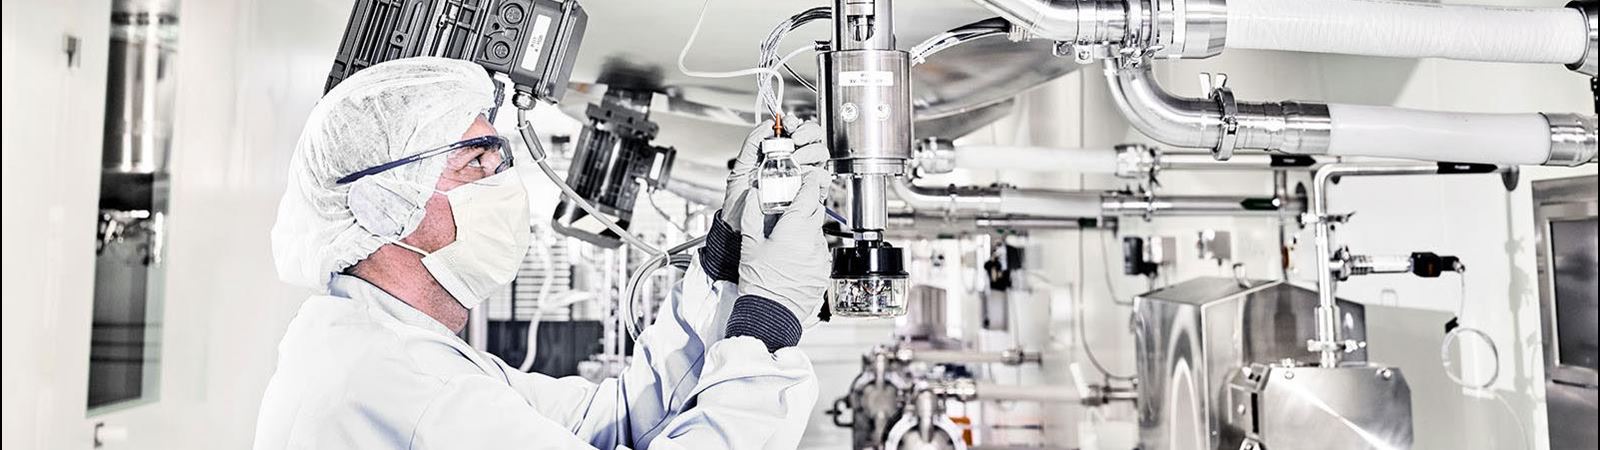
left=5, top=0, right=347, bottom=448
left=2, top=0, right=110, bottom=448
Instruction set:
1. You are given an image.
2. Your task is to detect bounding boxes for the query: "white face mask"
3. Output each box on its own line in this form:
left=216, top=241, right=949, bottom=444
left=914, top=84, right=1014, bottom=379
left=391, top=170, right=531, bottom=310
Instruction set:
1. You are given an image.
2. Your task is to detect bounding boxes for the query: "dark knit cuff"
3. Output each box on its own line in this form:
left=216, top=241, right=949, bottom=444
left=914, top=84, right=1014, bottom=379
left=725, top=296, right=802, bottom=353
left=698, top=214, right=742, bottom=283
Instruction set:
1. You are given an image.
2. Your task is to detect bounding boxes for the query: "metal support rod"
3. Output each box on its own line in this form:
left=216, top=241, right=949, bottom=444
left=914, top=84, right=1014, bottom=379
left=886, top=214, right=1092, bottom=235
left=927, top=378, right=1082, bottom=403
left=891, top=180, right=1301, bottom=221
left=895, top=347, right=1043, bottom=365
left=1274, top=170, right=1291, bottom=280
left=1100, top=192, right=1301, bottom=218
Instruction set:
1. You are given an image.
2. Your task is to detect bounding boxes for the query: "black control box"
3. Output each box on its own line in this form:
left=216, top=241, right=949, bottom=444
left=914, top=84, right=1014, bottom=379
left=325, top=0, right=586, bottom=104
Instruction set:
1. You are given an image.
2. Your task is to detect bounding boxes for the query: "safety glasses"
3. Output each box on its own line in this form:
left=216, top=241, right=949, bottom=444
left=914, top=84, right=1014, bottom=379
left=335, top=135, right=513, bottom=185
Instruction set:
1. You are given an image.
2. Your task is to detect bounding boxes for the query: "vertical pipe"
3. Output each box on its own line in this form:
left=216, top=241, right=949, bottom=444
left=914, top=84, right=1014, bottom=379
left=1274, top=170, right=1291, bottom=280
left=1310, top=212, right=1340, bottom=367
left=1307, top=163, right=1492, bottom=366
left=850, top=176, right=889, bottom=234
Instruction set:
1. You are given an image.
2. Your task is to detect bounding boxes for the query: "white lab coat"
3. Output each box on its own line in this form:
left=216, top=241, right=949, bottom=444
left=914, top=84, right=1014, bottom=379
left=252, top=258, right=818, bottom=449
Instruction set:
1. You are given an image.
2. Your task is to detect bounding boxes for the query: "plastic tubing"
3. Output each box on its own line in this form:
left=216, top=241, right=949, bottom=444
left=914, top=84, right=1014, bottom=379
left=1326, top=105, right=1552, bottom=165
left=953, top=145, right=1119, bottom=173
left=621, top=236, right=706, bottom=339
left=679, top=0, right=814, bottom=119
left=1228, top=0, right=1589, bottom=64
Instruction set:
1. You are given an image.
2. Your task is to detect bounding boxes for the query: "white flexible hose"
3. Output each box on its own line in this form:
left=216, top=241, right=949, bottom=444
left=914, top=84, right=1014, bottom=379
left=1228, top=0, right=1589, bottom=64
left=953, top=146, right=1120, bottom=173
left=1326, top=104, right=1553, bottom=165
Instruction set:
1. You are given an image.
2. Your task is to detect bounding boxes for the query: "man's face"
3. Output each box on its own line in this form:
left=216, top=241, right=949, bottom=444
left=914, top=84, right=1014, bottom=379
left=403, top=115, right=502, bottom=252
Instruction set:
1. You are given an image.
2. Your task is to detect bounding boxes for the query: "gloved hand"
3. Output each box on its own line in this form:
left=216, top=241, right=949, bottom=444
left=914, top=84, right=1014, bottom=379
left=736, top=167, right=832, bottom=322
left=722, top=120, right=829, bottom=232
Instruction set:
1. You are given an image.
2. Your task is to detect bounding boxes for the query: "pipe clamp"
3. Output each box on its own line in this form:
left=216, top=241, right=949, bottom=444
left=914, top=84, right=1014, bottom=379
left=1211, top=87, right=1240, bottom=160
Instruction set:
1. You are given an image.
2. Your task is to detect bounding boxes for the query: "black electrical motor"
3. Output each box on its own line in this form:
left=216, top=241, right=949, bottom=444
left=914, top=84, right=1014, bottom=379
left=551, top=88, right=676, bottom=248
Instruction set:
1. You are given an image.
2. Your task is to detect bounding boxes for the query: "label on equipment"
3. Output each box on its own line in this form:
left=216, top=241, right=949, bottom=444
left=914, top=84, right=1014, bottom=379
left=759, top=176, right=802, bottom=204
left=839, top=70, right=894, bottom=87
left=520, top=14, right=555, bottom=72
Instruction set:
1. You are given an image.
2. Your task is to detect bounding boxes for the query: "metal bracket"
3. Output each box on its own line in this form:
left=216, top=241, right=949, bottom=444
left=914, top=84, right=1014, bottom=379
left=1203, top=72, right=1239, bottom=160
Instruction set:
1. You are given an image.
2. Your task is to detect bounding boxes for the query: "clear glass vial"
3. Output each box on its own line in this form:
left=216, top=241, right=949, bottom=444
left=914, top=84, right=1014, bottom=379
left=757, top=136, right=803, bottom=214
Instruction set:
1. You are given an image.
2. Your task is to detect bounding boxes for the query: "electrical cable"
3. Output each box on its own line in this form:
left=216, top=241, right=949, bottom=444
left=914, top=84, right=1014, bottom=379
left=1441, top=272, right=1498, bottom=390
left=518, top=227, right=555, bottom=372
left=516, top=108, right=663, bottom=257
left=783, top=62, right=818, bottom=93
left=1099, top=229, right=1134, bottom=306
left=1077, top=292, right=1138, bottom=382
left=647, top=189, right=689, bottom=233
left=756, top=7, right=829, bottom=117
left=677, top=0, right=819, bottom=120
left=1436, top=272, right=1527, bottom=450
left=1029, top=272, right=1136, bottom=381
left=908, top=19, right=1010, bottom=65
left=620, top=236, right=707, bottom=339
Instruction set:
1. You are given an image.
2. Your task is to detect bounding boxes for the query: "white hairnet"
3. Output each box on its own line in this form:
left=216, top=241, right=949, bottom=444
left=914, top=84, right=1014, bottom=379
left=271, top=57, right=496, bottom=289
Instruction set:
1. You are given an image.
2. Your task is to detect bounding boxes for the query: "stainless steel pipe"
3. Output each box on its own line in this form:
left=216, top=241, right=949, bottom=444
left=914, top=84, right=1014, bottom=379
left=891, top=180, right=1300, bottom=221
left=1105, top=59, right=1597, bottom=166
left=1103, top=59, right=1333, bottom=158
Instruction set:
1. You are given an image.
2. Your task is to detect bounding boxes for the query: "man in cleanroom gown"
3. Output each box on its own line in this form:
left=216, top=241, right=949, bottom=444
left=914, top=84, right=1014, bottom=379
left=254, top=57, right=835, bottom=449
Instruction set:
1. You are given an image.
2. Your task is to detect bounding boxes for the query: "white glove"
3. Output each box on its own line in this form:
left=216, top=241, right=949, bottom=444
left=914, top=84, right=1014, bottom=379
left=736, top=167, right=832, bottom=321
left=722, top=120, right=828, bottom=232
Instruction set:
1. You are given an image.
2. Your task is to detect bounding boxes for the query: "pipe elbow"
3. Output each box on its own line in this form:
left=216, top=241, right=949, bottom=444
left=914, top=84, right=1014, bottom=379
left=1104, top=63, right=1223, bottom=149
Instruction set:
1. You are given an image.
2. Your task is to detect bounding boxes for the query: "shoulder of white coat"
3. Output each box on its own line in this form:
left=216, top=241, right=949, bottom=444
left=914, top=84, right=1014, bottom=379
left=282, top=295, right=496, bottom=384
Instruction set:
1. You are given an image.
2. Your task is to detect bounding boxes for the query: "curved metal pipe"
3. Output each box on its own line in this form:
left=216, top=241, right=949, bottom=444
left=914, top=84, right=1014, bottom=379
left=1105, top=59, right=1598, bottom=166
left=1104, top=60, right=1332, bottom=157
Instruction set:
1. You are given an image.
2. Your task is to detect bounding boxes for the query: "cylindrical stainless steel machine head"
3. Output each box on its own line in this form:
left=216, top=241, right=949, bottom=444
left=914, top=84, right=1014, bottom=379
left=819, top=49, right=913, bottom=178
